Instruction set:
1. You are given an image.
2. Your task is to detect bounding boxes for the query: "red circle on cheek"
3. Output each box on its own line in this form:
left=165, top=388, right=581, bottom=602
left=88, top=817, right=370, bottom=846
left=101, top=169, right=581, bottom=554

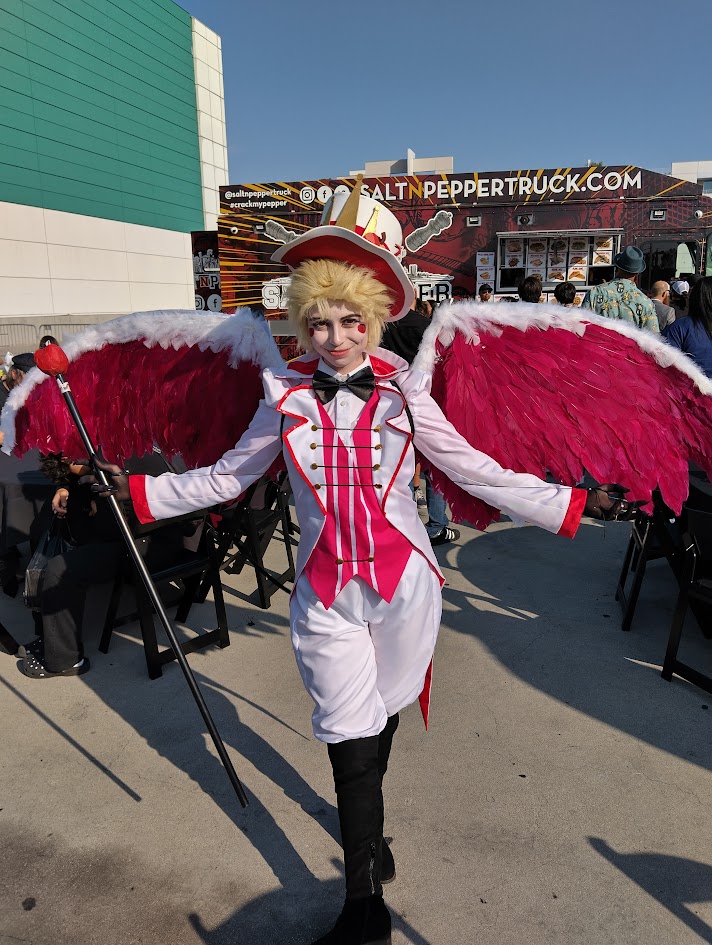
left=357, top=324, right=367, bottom=334
left=309, top=328, right=315, bottom=336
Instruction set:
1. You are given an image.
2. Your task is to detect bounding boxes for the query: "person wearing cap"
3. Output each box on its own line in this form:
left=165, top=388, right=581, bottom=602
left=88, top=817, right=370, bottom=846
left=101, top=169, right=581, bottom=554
left=581, top=246, right=659, bottom=331
left=0, top=353, right=36, bottom=593
left=92, top=183, right=626, bottom=945
left=0, top=352, right=35, bottom=412
left=670, top=279, right=690, bottom=318
left=663, top=277, right=712, bottom=377
left=0, top=353, right=35, bottom=449
left=477, top=283, right=493, bottom=303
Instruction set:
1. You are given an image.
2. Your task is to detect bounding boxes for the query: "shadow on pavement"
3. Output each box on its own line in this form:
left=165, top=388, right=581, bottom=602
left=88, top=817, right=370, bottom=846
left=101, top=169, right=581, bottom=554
left=436, top=521, right=712, bottom=772
left=80, top=643, right=339, bottom=887
left=589, top=837, right=712, bottom=943
left=189, top=863, right=433, bottom=945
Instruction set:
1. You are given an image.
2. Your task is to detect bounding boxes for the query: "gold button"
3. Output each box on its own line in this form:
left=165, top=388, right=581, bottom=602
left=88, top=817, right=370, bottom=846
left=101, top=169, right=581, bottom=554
left=368, top=555, right=374, bottom=562
left=314, top=483, right=321, bottom=490
left=310, top=443, right=317, bottom=449
left=311, top=424, right=318, bottom=431
left=375, top=483, right=383, bottom=489
left=336, top=557, right=343, bottom=565
left=373, top=425, right=381, bottom=432
left=373, top=463, right=380, bottom=470
left=311, top=463, right=318, bottom=470
left=375, top=444, right=382, bottom=451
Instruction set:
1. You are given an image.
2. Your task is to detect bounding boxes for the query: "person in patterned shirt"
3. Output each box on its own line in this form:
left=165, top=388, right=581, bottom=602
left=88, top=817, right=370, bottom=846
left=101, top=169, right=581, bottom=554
left=581, top=245, right=659, bottom=332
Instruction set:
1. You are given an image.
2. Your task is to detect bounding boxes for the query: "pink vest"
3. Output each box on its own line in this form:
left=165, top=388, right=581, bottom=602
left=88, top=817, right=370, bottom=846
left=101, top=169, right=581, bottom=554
left=304, top=390, right=415, bottom=609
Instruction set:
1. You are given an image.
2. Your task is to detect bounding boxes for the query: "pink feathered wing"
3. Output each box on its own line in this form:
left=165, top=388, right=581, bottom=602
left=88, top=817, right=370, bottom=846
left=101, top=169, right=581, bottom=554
left=413, top=300, right=712, bottom=530
left=1, top=310, right=287, bottom=470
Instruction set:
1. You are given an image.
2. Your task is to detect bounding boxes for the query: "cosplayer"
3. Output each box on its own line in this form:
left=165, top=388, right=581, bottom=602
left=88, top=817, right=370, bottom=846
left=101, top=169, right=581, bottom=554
left=80, top=186, right=629, bottom=945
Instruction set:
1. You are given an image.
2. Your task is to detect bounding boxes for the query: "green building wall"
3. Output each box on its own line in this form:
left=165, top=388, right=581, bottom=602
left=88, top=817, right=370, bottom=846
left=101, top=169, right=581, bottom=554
left=0, top=0, right=204, bottom=232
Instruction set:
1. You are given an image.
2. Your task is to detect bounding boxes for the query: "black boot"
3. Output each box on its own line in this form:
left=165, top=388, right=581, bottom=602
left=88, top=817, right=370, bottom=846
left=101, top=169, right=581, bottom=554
left=381, top=839, right=395, bottom=885
left=311, top=894, right=391, bottom=945
left=377, top=713, right=399, bottom=783
left=312, top=736, right=391, bottom=945
left=378, top=714, right=399, bottom=884
left=328, top=736, right=384, bottom=898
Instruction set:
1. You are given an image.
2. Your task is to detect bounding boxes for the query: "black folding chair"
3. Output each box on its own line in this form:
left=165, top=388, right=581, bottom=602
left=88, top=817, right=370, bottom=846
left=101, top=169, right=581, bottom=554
left=100, top=516, right=229, bottom=679
left=615, top=493, right=682, bottom=632
left=201, top=473, right=297, bottom=609
left=661, top=507, right=712, bottom=694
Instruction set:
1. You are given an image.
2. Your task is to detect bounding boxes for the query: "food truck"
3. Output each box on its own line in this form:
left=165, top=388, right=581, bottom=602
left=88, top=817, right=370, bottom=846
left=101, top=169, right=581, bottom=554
left=213, top=165, right=712, bottom=340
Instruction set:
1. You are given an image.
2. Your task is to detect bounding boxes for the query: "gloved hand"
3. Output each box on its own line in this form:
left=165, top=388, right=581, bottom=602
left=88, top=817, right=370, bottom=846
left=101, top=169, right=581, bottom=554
left=79, top=452, right=131, bottom=502
left=583, top=483, right=642, bottom=521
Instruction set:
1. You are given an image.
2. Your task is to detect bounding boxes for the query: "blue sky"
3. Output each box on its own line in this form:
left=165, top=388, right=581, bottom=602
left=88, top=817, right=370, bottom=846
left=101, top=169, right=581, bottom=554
left=180, top=0, right=712, bottom=185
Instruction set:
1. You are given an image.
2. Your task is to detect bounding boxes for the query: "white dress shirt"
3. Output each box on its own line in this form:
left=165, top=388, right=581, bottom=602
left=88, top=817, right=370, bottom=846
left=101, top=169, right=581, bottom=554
left=316, top=355, right=373, bottom=449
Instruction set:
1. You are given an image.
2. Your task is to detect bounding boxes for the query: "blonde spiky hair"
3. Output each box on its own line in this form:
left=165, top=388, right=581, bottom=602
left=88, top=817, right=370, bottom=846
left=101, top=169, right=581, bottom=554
left=286, top=259, right=394, bottom=351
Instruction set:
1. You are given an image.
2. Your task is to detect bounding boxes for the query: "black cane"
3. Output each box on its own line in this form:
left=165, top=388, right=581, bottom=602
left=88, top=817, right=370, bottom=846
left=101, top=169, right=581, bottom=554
left=34, top=342, right=249, bottom=808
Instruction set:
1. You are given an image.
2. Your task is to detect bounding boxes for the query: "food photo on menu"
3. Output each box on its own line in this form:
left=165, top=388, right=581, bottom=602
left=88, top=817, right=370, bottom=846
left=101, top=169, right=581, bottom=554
left=592, top=250, right=613, bottom=265
left=570, top=237, right=589, bottom=253
left=594, top=236, right=613, bottom=251
left=528, top=239, right=547, bottom=253
left=551, top=237, right=568, bottom=252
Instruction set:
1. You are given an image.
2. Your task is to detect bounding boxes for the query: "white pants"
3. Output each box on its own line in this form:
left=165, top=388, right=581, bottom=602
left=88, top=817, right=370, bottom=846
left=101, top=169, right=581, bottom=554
left=290, top=551, right=442, bottom=743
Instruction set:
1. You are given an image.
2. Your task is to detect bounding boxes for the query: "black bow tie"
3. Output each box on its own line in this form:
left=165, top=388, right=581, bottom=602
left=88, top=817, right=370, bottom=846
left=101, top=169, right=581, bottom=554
left=312, top=365, right=376, bottom=405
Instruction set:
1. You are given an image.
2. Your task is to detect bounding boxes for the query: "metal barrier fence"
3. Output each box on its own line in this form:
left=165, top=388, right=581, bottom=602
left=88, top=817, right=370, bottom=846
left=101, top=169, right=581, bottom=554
left=0, top=323, right=90, bottom=353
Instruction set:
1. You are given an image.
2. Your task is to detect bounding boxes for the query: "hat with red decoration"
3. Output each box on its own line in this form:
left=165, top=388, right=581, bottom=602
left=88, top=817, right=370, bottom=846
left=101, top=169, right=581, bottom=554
left=270, top=175, right=415, bottom=321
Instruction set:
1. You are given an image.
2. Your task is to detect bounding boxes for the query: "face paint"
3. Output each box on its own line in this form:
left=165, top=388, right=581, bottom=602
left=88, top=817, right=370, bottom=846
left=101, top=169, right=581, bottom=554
left=308, top=302, right=369, bottom=374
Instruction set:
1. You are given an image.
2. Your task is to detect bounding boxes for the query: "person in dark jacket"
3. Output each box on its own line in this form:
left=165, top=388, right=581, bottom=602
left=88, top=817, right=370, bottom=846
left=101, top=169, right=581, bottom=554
left=663, top=277, right=712, bottom=378
left=378, top=292, right=428, bottom=365
left=19, top=452, right=190, bottom=678
left=379, top=291, right=460, bottom=546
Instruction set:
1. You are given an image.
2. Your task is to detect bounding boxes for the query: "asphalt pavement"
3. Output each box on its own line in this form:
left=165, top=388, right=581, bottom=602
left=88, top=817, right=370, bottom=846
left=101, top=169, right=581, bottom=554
left=1, top=514, right=711, bottom=945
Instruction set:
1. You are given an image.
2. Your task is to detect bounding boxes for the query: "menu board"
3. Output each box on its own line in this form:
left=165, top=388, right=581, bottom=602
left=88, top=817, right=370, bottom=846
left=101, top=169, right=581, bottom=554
left=498, top=233, right=619, bottom=288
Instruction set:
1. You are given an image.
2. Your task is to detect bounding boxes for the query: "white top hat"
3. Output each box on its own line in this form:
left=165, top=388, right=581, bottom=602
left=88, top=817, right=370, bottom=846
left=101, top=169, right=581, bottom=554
left=270, top=178, right=415, bottom=320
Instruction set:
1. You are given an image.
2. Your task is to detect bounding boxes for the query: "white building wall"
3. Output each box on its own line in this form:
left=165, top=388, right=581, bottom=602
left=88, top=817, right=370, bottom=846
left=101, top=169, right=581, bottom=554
left=349, top=154, right=454, bottom=177
left=671, top=161, right=712, bottom=184
left=0, top=201, right=194, bottom=338
left=192, top=19, right=229, bottom=231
